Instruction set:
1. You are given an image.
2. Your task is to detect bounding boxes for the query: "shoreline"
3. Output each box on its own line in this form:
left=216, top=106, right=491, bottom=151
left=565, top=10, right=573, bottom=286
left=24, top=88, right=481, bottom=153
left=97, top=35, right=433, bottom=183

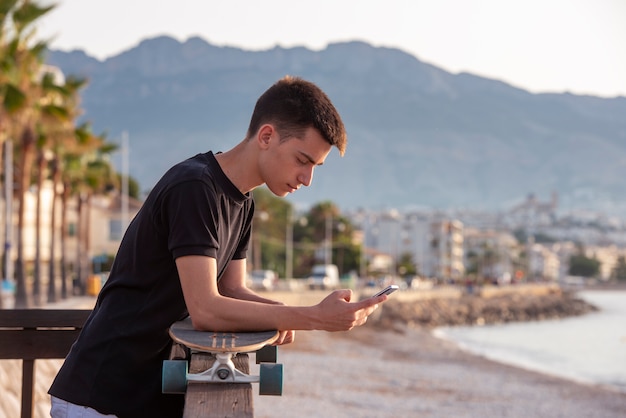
left=434, top=288, right=626, bottom=397
left=253, top=324, right=626, bottom=418
left=431, top=326, right=625, bottom=395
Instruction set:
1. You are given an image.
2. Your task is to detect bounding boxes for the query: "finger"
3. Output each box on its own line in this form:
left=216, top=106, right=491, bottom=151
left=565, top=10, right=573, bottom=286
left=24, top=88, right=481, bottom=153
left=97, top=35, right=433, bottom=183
left=274, top=334, right=282, bottom=345
left=283, top=330, right=295, bottom=344
left=333, top=288, right=353, bottom=302
left=278, top=330, right=290, bottom=345
left=273, top=330, right=295, bottom=345
left=362, top=294, right=387, bottom=307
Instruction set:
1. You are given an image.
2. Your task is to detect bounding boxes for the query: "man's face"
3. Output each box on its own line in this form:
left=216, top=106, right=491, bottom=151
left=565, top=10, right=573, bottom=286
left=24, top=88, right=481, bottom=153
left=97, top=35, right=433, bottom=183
left=260, top=127, right=332, bottom=197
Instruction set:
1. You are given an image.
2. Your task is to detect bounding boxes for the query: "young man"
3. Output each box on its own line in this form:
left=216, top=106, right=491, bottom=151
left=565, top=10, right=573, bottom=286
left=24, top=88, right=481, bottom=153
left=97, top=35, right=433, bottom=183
left=49, top=76, right=387, bottom=418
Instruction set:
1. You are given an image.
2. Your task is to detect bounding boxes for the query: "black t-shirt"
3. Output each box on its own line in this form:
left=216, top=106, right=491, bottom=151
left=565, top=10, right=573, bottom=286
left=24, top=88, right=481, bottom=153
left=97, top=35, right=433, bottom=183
left=49, top=152, right=254, bottom=417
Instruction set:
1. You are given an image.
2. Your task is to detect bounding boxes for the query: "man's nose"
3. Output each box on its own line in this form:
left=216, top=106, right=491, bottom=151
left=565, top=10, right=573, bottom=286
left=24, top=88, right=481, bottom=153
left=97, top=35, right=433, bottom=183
left=298, top=166, right=314, bottom=187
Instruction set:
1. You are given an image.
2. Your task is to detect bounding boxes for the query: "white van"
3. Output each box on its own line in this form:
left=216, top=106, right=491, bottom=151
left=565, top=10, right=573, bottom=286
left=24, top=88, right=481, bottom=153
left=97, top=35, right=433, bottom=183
left=308, top=264, right=339, bottom=290
left=247, top=270, right=277, bottom=291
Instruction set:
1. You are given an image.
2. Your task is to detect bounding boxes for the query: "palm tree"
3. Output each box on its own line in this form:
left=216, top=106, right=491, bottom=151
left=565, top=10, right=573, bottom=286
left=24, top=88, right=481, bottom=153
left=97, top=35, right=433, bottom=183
left=79, top=149, right=118, bottom=288
left=0, top=27, right=21, bottom=307
left=51, top=124, right=101, bottom=300
left=2, top=0, right=56, bottom=307
left=0, top=0, right=49, bottom=307
left=47, top=153, right=60, bottom=300
left=29, top=69, right=77, bottom=304
left=59, top=124, right=117, bottom=295
left=59, top=151, right=74, bottom=298
left=0, top=0, right=38, bottom=175
left=44, top=74, right=87, bottom=302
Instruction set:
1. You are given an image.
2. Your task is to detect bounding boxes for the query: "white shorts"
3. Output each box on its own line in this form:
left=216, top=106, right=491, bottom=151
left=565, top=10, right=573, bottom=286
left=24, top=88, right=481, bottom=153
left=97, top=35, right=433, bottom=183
left=50, top=396, right=117, bottom=418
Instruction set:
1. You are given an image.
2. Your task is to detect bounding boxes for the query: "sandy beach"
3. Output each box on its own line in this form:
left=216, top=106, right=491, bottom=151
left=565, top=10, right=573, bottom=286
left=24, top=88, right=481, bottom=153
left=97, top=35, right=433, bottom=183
left=253, top=326, right=626, bottom=418
left=2, top=296, right=625, bottom=418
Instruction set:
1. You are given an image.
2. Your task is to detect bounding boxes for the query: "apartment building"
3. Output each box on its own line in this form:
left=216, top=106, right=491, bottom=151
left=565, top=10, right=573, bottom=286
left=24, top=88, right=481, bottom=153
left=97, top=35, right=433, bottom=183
left=429, top=219, right=465, bottom=281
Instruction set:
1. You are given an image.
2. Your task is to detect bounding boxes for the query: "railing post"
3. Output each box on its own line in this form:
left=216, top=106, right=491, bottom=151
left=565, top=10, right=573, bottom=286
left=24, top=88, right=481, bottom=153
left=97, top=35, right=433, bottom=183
left=21, top=359, right=35, bottom=418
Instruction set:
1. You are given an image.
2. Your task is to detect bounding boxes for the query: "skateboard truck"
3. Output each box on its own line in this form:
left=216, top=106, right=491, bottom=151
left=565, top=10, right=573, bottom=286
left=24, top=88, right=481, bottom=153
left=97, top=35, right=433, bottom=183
left=192, top=352, right=260, bottom=383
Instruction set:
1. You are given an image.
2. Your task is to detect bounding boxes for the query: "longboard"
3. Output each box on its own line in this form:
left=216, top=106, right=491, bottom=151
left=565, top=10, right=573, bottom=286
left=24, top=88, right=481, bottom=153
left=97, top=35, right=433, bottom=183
left=162, top=317, right=283, bottom=396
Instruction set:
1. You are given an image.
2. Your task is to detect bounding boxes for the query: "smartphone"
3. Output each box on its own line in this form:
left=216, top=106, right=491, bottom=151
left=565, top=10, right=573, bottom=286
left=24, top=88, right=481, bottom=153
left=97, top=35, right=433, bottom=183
left=372, top=284, right=399, bottom=298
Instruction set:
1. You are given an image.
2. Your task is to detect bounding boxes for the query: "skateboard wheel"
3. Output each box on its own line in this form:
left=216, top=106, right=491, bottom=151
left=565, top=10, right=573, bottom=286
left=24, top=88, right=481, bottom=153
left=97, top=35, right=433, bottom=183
left=162, top=360, right=188, bottom=394
left=256, top=345, right=278, bottom=364
left=259, top=363, right=283, bottom=396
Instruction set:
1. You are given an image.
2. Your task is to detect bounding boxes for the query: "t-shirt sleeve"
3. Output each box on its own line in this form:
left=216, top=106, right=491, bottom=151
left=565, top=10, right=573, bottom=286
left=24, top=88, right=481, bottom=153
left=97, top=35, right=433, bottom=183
left=162, top=180, right=220, bottom=259
left=232, top=202, right=254, bottom=260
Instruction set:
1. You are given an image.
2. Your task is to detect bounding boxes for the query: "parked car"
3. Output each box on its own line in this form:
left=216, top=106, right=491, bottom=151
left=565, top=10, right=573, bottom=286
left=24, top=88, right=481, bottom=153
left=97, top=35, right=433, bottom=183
left=247, top=270, right=278, bottom=291
left=308, top=264, right=339, bottom=290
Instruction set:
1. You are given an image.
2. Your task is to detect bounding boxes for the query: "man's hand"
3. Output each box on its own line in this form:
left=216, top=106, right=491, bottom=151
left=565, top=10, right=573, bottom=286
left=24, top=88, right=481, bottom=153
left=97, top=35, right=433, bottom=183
left=314, top=289, right=385, bottom=332
left=273, top=330, right=295, bottom=345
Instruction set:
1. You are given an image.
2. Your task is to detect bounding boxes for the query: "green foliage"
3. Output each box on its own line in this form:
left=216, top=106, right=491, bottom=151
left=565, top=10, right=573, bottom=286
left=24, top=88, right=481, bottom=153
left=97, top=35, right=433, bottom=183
left=0, top=1, right=21, bottom=19
left=568, top=254, right=600, bottom=278
left=2, top=82, right=25, bottom=111
left=299, top=201, right=360, bottom=276
left=612, top=256, right=626, bottom=281
left=117, top=174, right=140, bottom=199
left=251, top=187, right=291, bottom=275
left=513, top=228, right=557, bottom=244
left=396, top=252, right=417, bottom=276
left=251, top=189, right=360, bottom=278
left=465, top=249, right=479, bottom=275
left=10, top=0, right=55, bottom=34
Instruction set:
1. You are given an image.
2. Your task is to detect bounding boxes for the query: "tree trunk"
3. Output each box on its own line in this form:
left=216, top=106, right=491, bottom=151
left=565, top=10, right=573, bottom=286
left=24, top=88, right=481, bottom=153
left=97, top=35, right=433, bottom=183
left=47, top=158, right=60, bottom=303
left=75, top=193, right=83, bottom=295
left=15, top=126, right=36, bottom=308
left=84, top=193, right=92, bottom=282
left=0, top=139, right=9, bottom=310
left=60, top=181, right=70, bottom=299
left=32, top=152, right=45, bottom=306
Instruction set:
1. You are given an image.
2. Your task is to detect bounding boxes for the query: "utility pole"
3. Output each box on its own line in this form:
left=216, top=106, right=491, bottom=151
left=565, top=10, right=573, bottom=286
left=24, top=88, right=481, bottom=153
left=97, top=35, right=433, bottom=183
left=324, top=214, right=332, bottom=265
left=121, top=131, right=129, bottom=232
left=2, top=140, right=14, bottom=308
left=285, top=209, right=293, bottom=279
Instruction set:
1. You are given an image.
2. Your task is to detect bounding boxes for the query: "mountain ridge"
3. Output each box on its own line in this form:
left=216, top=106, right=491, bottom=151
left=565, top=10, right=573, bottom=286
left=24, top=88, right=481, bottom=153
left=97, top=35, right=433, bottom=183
left=45, top=37, right=626, bottom=215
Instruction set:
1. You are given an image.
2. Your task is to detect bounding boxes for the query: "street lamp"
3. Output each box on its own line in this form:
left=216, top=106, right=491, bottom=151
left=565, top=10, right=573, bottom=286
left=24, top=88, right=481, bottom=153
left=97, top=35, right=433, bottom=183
left=252, top=210, right=268, bottom=271
left=285, top=208, right=307, bottom=279
left=325, top=214, right=332, bottom=265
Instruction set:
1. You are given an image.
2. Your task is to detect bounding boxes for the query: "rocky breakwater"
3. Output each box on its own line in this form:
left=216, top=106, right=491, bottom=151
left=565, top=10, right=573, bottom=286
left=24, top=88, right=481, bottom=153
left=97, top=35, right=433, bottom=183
left=371, top=284, right=597, bottom=329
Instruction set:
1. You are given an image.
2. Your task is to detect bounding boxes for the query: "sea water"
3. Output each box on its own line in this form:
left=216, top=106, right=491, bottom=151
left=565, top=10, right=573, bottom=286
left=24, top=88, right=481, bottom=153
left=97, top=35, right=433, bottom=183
left=434, top=289, right=626, bottom=392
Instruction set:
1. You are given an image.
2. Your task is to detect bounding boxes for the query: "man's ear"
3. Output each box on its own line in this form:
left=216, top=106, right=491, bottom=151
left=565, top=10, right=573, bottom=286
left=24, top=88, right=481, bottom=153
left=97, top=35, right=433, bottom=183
left=257, top=124, right=274, bottom=149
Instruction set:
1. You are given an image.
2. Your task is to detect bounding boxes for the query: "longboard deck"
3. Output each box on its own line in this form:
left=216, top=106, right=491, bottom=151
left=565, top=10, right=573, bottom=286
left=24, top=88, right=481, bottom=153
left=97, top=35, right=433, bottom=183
left=169, top=317, right=279, bottom=353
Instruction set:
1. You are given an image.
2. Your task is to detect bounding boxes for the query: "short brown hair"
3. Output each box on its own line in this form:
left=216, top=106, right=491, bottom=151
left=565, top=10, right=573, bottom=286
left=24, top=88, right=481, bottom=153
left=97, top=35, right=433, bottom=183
left=246, top=76, right=347, bottom=156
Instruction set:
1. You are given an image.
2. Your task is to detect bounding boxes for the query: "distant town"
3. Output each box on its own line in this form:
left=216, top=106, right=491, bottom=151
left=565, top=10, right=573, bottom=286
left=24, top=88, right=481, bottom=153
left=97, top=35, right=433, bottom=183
left=347, top=192, right=626, bottom=286
left=6, top=183, right=625, bottom=310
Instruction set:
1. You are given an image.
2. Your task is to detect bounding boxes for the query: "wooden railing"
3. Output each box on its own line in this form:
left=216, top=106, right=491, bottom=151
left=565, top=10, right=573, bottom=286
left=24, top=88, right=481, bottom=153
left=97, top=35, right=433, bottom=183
left=0, top=309, right=92, bottom=418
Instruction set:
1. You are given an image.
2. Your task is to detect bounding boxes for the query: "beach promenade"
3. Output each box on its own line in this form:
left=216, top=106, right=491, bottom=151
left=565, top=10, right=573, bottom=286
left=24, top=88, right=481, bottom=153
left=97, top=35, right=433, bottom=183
left=2, top=293, right=625, bottom=418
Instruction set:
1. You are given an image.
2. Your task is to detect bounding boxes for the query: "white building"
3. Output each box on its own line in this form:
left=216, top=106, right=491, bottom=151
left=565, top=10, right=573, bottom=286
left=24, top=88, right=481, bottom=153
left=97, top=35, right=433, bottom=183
left=429, top=219, right=464, bottom=281
left=2, top=181, right=141, bottom=292
left=528, top=243, right=560, bottom=281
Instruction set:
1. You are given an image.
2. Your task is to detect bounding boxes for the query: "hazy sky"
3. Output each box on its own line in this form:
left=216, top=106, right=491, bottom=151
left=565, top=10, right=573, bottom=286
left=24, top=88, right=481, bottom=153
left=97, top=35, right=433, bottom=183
left=38, top=0, right=626, bottom=98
